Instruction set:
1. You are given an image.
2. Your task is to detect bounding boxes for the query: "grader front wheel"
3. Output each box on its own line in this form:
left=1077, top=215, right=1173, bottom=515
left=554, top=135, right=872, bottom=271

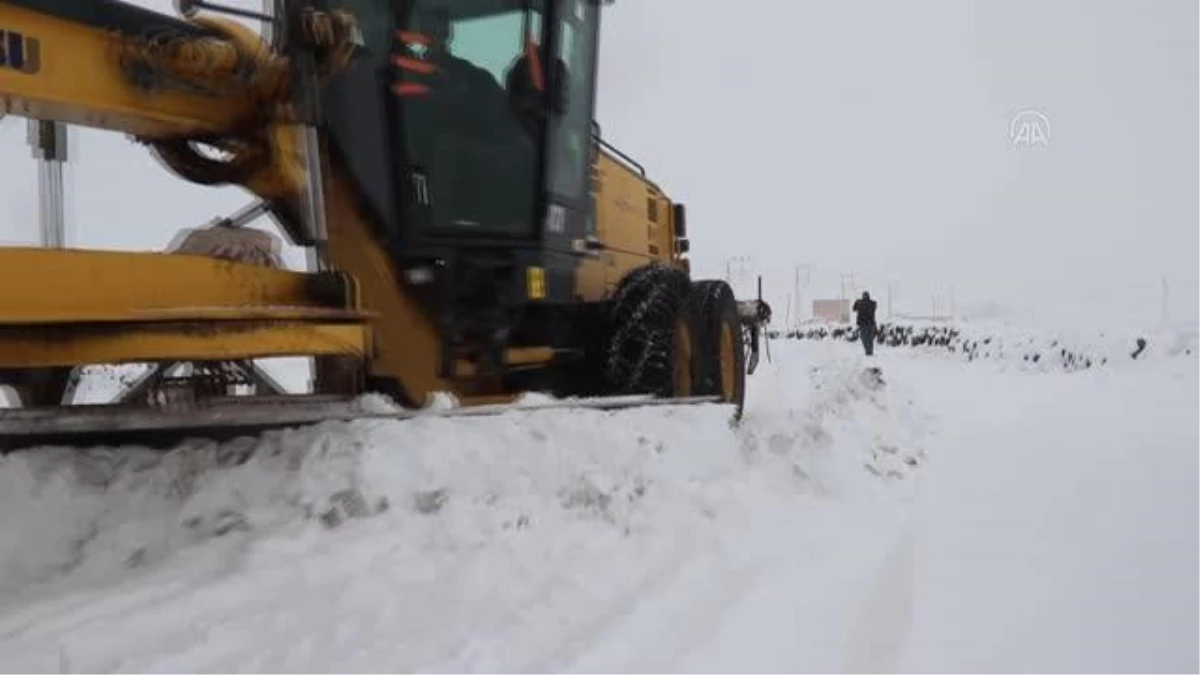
left=689, top=279, right=747, bottom=419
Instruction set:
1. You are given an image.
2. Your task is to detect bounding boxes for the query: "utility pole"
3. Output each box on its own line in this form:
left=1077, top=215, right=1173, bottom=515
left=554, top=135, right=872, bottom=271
left=794, top=267, right=800, bottom=325
left=887, top=282, right=895, bottom=319
left=793, top=264, right=813, bottom=327
left=724, top=256, right=752, bottom=297
left=1161, top=277, right=1170, bottom=324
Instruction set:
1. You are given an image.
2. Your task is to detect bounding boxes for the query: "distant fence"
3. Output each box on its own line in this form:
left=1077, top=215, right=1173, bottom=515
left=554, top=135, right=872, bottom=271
left=766, top=321, right=1196, bottom=373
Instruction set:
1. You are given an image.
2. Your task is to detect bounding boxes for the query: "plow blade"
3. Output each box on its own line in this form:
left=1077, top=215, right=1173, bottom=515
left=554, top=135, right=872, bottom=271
left=0, top=394, right=725, bottom=452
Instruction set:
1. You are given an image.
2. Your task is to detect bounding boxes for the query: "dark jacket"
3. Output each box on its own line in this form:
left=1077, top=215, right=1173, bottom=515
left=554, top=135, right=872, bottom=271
left=852, top=297, right=877, bottom=328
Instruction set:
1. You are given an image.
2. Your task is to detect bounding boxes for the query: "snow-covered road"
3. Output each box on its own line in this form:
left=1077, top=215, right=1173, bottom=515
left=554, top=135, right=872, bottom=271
left=0, top=334, right=1194, bottom=673
left=562, top=345, right=1199, bottom=674
left=891, top=353, right=1199, bottom=673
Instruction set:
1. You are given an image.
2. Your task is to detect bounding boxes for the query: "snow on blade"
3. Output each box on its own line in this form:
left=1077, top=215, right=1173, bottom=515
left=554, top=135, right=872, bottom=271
left=0, top=352, right=924, bottom=673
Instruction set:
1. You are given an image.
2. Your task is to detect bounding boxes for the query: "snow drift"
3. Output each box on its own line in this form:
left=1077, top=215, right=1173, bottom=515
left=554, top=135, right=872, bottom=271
left=0, top=349, right=926, bottom=672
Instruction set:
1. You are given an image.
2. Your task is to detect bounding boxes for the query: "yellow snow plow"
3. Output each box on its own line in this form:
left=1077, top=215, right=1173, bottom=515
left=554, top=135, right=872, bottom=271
left=0, top=0, right=767, bottom=451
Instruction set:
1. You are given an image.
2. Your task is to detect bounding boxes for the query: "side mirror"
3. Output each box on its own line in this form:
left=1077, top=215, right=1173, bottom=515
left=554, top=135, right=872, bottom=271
left=175, top=0, right=201, bottom=17
left=675, top=238, right=690, bottom=254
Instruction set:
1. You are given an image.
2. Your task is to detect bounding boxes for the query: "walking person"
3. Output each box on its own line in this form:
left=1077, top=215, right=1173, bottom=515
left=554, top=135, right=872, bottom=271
left=852, top=291, right=878, bottom=356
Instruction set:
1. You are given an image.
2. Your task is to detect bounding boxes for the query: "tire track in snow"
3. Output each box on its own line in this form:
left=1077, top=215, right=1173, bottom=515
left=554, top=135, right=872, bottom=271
left=531, top=347, right=935, bottom=672
left=840, top=522, right=918, bottom=673
left=530, top=520, right=776, bottom=673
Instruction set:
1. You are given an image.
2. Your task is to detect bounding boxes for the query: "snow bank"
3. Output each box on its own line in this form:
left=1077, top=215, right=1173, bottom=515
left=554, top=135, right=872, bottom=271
left=0, top=350, right=926, bottom=672
left=776, top=320, right=1199, bottom=372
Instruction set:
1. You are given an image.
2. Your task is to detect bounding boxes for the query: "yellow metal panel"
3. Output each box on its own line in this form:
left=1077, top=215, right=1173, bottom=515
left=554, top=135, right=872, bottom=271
left=595, top=150, right=650, bottom=260
left=648, top=193, right=674, bottom=262
left=321, top=164, right=453, bottom=406
left=576, top=148, right=687, bottom=301
left=0, top=320, right=368, bottom=368
left=0, top=248, right=358, bottom=324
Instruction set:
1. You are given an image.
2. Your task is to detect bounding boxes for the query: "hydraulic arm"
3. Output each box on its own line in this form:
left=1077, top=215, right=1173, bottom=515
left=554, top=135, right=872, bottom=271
left=1, top=0, right=360, bottom=208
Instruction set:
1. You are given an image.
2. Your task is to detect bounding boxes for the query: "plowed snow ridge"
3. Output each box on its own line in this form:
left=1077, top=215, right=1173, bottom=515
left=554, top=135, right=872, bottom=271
left=0, top=348, right=926, bottom=672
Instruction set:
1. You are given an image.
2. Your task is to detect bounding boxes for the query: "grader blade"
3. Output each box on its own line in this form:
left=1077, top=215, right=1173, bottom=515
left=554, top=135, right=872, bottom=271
left=0, top=394, right=725, bottom=452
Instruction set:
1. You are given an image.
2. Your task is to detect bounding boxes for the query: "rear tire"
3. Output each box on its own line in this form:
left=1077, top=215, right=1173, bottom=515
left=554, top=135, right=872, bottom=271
left=689, top=279, right=746, bottom=419
left=603, top=263, right=698, bottom=398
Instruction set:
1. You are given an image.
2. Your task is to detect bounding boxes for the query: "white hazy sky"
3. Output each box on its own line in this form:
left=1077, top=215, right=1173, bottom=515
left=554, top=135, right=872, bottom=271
left=1, top=0, right=1196, bottom=328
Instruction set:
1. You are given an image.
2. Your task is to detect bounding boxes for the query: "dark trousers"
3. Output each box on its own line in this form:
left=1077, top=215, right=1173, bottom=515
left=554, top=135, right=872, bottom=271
left=859, top=324, right=876, bottom=356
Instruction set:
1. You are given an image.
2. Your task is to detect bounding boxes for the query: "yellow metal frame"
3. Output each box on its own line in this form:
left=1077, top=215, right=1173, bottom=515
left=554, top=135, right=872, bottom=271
left=0, top=321, right=367, bottom=368
left=0, top=248, right=360, bottom=324
left=0, top=247, right=371, bottom=368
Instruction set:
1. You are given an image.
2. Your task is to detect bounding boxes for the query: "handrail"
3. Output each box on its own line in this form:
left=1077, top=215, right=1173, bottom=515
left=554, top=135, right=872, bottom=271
left=594, top=135, right=646, bottom=177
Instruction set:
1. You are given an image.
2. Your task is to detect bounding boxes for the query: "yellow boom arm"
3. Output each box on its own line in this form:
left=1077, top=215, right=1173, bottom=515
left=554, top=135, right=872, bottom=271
left=1, top=1, right=362, bottom=205
left=0, top=1, right=292, bottom=138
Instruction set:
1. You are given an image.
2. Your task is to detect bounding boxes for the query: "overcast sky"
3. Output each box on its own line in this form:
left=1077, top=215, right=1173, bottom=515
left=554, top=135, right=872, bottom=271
left=1, top=0, right=1195, bottom=328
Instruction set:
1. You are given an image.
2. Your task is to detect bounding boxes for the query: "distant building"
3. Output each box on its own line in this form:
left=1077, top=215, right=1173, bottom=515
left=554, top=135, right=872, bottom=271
left=812, top=299, right=851, bottom=323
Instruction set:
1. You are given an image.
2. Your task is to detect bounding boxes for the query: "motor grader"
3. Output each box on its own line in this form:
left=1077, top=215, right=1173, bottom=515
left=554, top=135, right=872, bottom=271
left=0, top=0, right=763, bottom=451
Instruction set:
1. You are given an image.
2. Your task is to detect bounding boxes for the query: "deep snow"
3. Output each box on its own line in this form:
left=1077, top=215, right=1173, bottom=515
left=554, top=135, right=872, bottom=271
left=885, top=349, right=1198, bottom=673
left=0, top=330, right=1195, bottom=673
left=0, top=345, right=926, bottom=673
